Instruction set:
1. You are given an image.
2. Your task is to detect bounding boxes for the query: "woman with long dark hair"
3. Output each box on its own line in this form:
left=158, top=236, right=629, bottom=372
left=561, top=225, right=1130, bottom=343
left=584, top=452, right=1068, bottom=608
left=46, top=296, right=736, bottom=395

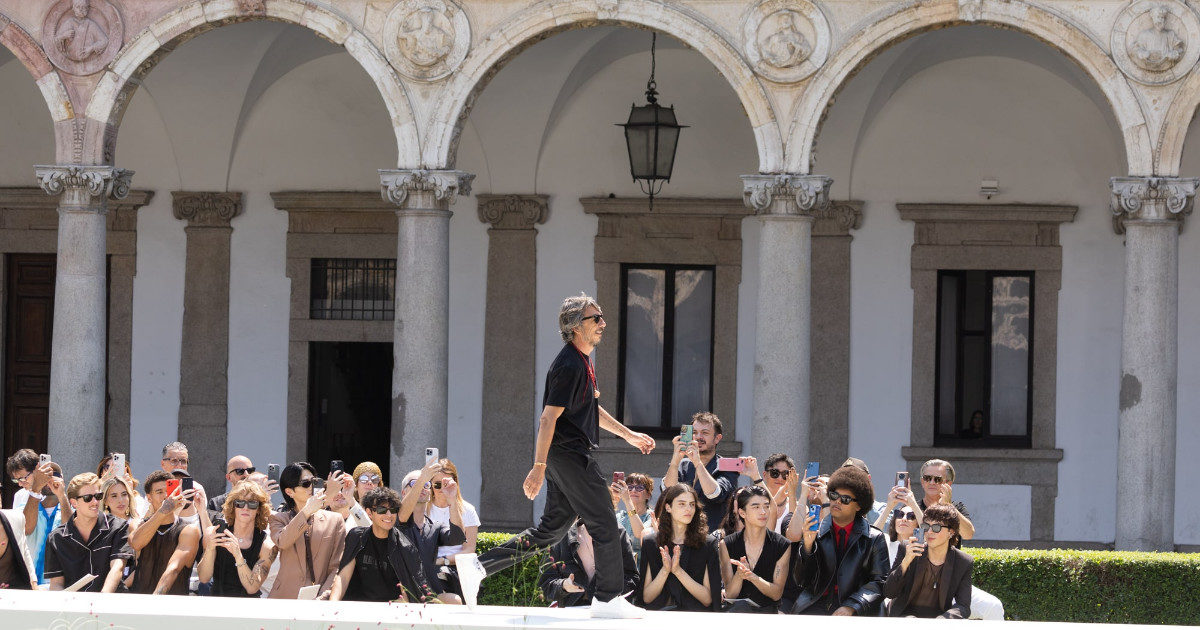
left=718, top=485, right=792, bottom=613
left=637, top=483, right=720, bottom=611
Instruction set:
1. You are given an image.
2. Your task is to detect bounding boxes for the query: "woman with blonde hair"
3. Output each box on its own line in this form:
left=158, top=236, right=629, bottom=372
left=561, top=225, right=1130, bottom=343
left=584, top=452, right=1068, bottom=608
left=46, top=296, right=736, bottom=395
left=197, top=480, right=277, bottom=597
left=100, top=476, right=141, bottom=525
left=96, top=453, right=149, bottom=518
left=427, top=458, right=479, bottom=565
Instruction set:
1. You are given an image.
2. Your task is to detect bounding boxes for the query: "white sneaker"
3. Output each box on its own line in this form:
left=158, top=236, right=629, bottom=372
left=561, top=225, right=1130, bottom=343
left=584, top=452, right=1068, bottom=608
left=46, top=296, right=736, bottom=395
left=590, top=594, right=645, bottom=619
left=454, top=553, right=486, bottom=609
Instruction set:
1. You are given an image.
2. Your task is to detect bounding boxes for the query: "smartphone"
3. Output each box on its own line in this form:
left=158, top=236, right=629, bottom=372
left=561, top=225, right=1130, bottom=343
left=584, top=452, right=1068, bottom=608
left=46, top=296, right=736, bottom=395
left=807, top=504, right=821, bottom=531
left=215, top=521, right=229, bottom=535
left=425, top=447, right=439, bottom=465
left=612, top=471, right=625, bottom=484
left=680, top=425, right=693, bottom=444
left=330, top=460, right=344, bottom=475
left=164, top=478, right=181, bottom=496
left=312, top=478, right=326, bottom=494
left=181, top=477, right=194, bottom=493
left=916, top=527, right=926, bottom=544
left=112, top=453, right=126, bottom=475
left=895, top=471, right=909, bottom=488
left=38, top=453, right=51, bottom=467
left=804, top=461, right=819, bottom=481
left=267, top=464, right=281, bottom=486
left=716, top=457, right=745, bottom=472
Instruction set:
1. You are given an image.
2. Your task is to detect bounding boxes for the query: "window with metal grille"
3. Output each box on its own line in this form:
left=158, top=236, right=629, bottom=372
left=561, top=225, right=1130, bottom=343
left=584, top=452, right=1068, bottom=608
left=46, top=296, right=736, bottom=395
left=310, top=258, right=395, bottom=320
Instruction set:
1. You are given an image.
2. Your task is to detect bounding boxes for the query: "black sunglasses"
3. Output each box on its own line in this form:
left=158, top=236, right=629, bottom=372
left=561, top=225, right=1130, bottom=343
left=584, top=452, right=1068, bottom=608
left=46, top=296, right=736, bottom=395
left=371, top=505, right=401, bottom=515
left=921, top=523, right=948, bottom=533
left=767, top=469, right=790, bottom=479
left=228, top=467, right=256, bottom=476
left=233, top=500, right=261, bottom=510
left=827, top=490, right=857, bottom=505
left=581, top=314, right=604, bottom=324
left=897, top=511, right=917, bottom=521
left=626, top=484, right=647, bottom=493
left=75, top=493, right=103, bottom=503
left=922, top=474, right=945, bottom=484
left=296, top=479, right=314, bottom=488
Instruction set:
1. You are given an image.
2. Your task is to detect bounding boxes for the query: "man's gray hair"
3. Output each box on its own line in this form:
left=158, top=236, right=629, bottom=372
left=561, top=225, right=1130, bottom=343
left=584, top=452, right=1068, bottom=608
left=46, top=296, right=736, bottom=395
left=559, top=293, right=600, bottom=342
left=161, top=441, right=188, bottom=458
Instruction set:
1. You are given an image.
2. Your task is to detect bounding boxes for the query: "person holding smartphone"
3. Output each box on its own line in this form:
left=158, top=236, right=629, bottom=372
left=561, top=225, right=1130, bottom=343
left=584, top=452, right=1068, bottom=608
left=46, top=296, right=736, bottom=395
left=128, top=470, right=201, bottom=595
left=427, top=458, right=479, bottom=564
left=884, top=504, right=973, bottom=618
left=197, top=480, right=276, bottom=597
left=662, top=412, right=738, bottom=534
left=474, top=294, right=655, bottom=619
left=612, top=472, right=655, bottom=560
left=43, top=473, right=131, bottom=593
left=268, top=462, right=344, bottom=599
left=874, top=473, right=923, bottom=533
left=719, top=485, right=792, bottom=613
left=7, top=454, right=69, bottom=585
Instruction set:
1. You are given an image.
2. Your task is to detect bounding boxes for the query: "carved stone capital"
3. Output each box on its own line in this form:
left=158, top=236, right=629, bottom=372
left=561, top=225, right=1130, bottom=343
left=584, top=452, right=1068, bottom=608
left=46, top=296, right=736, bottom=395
left=812, top=201, right=864, bottom=236
left=35, top=165, right=133, bottom=210
left=380, top=169, right=474, bottom=212
left=1110, top=176, right=1199, bottom=234
left=741, top=173, right=832, bottom=216
left=476, top=194, right=549, bottom=230
left=172, top=192, right=244, bottom=227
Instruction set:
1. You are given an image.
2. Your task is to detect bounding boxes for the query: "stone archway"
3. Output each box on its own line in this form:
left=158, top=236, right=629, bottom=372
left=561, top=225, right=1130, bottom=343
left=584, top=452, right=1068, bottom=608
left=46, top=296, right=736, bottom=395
left=78, top=0, right=420, bottom=167
left=422, top=0, right=784, bottom=173
left=1155, top=72, right=1200, bottom=176
left=0, top=14, right=73, bottom=160
left=786, top=1, right=1153, bottom=176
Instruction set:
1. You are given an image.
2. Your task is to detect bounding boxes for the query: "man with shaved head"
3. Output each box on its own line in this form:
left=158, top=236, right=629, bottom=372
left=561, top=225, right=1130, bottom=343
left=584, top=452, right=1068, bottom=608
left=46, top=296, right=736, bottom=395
left=207, top=455, right=255, bottom=513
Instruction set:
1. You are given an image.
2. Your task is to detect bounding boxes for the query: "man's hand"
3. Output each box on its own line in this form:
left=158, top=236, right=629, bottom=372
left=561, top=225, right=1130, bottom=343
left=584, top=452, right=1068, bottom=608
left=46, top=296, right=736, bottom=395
left=785, top=465, right=800, bottom=494
left=683, top=441, right=700, bottom=465
left=624, top=430, right=655, bottom=454
left=742, top=456, right=761, bottom=481
left=901, top=536, right=925, bottom=572
left=28, top=465, right=52, bottom=495
left=192, top=487, right=208, bottom=511
left=562, top=574, right=585, bottom=593
left=419, top=459, right=442, bottom=482
left=833, top=606, right=855, bottom=616
left=523, top=465, right=545, bottom=500
left=801, top=512, right=819, bottom=550
left=732, top=556, right=755, bottom=580
left=301, top=491, right=326, bottom=517
left=938, top=483, right=954, bottom=505
left=669, top=435, right=685, bottom=463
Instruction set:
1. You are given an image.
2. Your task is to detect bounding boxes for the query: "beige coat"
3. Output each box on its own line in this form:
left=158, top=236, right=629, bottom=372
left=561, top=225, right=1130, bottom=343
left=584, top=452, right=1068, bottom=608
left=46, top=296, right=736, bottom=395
left=268, top=509, right=345, bottom=599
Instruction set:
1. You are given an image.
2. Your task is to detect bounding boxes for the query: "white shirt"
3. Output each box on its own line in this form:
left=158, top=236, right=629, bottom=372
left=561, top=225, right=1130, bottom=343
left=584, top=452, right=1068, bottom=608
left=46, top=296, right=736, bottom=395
left=428, top=501, right=480, bottom=558
left=10, top=488, right=39, bottom=511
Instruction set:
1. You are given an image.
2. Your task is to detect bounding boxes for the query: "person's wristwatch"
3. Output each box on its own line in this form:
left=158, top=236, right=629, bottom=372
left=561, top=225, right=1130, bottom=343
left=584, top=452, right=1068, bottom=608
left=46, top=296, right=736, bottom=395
left=751, top=477, right=763, bottom=484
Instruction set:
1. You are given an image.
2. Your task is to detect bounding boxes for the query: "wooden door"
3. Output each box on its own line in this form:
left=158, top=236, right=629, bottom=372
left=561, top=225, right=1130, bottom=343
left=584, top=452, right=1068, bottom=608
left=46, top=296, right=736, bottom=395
left=3, top=254, right=55, bottom=508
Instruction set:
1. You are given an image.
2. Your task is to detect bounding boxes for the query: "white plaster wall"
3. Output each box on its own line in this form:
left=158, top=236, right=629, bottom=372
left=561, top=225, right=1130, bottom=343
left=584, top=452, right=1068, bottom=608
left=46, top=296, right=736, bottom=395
left=1173, top=123, right=1200, bottom=546
left=815, top=28, right=1126, bottom=543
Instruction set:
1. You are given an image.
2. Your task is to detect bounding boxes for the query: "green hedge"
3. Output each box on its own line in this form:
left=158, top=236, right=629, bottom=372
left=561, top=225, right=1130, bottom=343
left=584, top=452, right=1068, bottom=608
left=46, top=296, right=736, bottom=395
left=474, top=533, right=1200, bottom=622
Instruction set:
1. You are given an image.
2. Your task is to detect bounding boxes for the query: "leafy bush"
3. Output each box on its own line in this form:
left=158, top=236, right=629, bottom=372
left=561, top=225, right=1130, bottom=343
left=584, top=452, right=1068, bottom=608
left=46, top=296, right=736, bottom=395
left=473, top=533, right=1200, bottom=622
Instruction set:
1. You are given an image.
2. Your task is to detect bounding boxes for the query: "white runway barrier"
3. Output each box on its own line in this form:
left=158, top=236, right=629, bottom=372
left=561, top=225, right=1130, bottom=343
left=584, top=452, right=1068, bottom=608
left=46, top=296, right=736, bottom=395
left=0, top=589, right=1187, bottom=630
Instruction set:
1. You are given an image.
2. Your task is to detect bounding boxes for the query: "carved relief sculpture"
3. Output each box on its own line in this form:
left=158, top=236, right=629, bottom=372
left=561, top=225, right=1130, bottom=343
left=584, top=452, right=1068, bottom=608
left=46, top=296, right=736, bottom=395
left=42, top=0, right=123, bottom=76
left=742, top=0, right=830, bottom=83
left=384, top=0, right=470, bottom=81
left=958, top=0, right=984, bottom=22
left=1112, top=0, right=1200, bottom=85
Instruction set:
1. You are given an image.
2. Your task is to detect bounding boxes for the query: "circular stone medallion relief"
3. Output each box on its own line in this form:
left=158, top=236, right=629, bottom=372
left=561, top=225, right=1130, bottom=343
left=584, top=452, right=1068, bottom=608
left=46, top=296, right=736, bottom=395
left=1111, top=0, right=1200, bottom=85
left=43, top=0, right=124, bottom=76
left=742, top=0, right=830, bottom=83
left=384, top=0, right=470, bottom=82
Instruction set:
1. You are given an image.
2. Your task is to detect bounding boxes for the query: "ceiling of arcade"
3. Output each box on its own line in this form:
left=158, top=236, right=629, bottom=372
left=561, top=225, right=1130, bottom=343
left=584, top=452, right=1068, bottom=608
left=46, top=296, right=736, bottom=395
left=0, top=0, right=1199, bottom=175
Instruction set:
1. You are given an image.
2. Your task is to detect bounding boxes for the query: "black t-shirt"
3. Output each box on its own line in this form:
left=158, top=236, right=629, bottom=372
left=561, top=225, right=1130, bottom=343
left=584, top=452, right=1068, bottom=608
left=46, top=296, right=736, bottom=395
left=346, top=532, right=401, bottom=602
left=43, top=513, right=133, bottom=592
left=722, top=529, right=792, bottom=608
left=544, top=343, right=600, bottom=452
left=637, top=535, right=722, bottom=611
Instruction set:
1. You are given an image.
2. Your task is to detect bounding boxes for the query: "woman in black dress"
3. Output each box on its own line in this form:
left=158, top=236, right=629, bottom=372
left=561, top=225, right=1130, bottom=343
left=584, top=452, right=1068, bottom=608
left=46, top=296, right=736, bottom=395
left=719, top=485, right=792, bottom=613
left=637, top=484, right=721, bottom=611
left=197, top=480, right=276, bottom=596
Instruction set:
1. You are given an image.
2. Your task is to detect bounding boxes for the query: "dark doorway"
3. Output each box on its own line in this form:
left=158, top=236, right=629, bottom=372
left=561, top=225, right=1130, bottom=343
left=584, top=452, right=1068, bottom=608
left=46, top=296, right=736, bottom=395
left=3, top=254, right=55, bottom=508
left=307, top=342, right=392, bottom=481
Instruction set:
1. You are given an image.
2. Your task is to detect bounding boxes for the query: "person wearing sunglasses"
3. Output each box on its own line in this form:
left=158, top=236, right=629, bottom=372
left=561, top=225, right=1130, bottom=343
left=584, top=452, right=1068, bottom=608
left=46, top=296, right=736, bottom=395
left=206, top=455, right=256, bottom=513
left=197, top=480, right=276, bottom=597
left=885, top=506, right=920, bottom=566
left=884, top=504, right=973, bottom=618
left=332, top=487, right=443, bottom=603
left=127, top=470, right=201, bottom=594
left=6, top=453, right=69, bottom=585
left=613, top=471, right=655, bottom=561
left=352, top=461, right=384, bottom=501
left=790, top=466, right=888, bottom=616
left=395, top=468, right=464, bottom=602
left=759, top=453, right=799, bottom=533
left=43, top=473, right=132, bottom=593
left=268, top=462, right=343, bottom=599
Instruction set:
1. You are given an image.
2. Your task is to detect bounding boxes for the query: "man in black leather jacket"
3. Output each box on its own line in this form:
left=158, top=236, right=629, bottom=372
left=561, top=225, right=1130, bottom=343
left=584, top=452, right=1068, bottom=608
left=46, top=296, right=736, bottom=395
left=790, top=466, right=889, bottom=615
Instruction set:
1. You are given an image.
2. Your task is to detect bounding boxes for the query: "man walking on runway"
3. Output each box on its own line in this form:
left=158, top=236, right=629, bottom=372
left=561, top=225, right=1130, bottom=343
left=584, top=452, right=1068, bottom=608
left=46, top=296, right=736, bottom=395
left=474, top=293, right=655, bottom=618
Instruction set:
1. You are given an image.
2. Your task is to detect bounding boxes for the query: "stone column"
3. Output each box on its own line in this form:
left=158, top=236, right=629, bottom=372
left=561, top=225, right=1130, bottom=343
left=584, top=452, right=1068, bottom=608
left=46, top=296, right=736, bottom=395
left=476, top=194, right=548, bottom=531
left=173, top=192, right=243, bottom=494
left=380, top=169, right=474, bottom=485
left=742, top=174, right=831, bottom=466
left=34, top=165, right=132, bottom=479
left=1110, top=176, right=1196, bottom=551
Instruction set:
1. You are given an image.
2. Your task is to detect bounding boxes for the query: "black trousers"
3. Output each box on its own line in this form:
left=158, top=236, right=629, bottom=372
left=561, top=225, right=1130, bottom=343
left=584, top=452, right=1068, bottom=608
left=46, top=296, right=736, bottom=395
left=478, top=446, right=624, bottom=602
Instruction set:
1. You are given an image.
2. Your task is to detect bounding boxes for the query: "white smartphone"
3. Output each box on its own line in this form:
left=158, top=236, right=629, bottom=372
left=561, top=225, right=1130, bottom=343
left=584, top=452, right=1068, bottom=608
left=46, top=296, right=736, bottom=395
left=425, top=447, right=439, bottom=465
left=39, top=453, right=51, bottom=467
left=297, top=584, right=320, bottom=600
left=112, top=453, right=126, bottom=475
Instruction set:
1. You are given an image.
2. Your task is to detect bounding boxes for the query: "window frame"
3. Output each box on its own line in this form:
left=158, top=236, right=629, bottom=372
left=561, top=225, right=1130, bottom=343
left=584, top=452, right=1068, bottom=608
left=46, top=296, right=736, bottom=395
left=309, top=257, right=396, bottom=321
left=616, top=262, right=717, bottom=436
left=933, top=269, right=1035, bottom=448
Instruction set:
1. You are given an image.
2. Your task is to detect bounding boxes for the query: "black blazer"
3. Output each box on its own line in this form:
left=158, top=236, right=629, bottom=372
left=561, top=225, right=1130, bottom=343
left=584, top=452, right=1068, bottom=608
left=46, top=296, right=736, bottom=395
left=538, top=526, right=639, bottom=607
left=884, top=545, right=973, bottom=619
left=791, top=517, right=890, bottom=615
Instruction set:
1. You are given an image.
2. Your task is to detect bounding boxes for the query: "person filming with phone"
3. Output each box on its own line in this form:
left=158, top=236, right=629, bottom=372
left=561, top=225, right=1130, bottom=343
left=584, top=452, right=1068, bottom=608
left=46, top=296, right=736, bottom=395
left=197, top=480, right=276, bottom=597
left=662, top=412, right=738, bottom=534
left=42, top=473, right=131, bottom=593
left=268, top=462, right=344, bottom=599
left=884, top=504, right=973, bottom=618
left=128, top=470, right=201, bottom=595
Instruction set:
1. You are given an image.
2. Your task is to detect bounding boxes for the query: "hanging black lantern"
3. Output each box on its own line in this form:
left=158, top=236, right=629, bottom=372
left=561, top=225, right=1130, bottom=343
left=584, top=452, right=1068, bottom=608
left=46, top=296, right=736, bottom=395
left=618, top=33, right=687, bottom=204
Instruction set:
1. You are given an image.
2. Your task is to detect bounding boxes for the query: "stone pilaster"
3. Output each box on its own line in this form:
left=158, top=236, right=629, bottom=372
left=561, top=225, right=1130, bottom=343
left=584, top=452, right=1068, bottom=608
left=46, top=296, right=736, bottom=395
left=476, top=194, right=547, bottom=531
left=34, top=165, right=132, bottom=480
left=172, top=192, right=242, bottom=495
left=742, top=174, right=831, bottom=467
left=379, top=169, right=474, bottom=484
left=810, top=201, right=862, bottom=464
left=1110, top=176, right=1196, bottom=551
